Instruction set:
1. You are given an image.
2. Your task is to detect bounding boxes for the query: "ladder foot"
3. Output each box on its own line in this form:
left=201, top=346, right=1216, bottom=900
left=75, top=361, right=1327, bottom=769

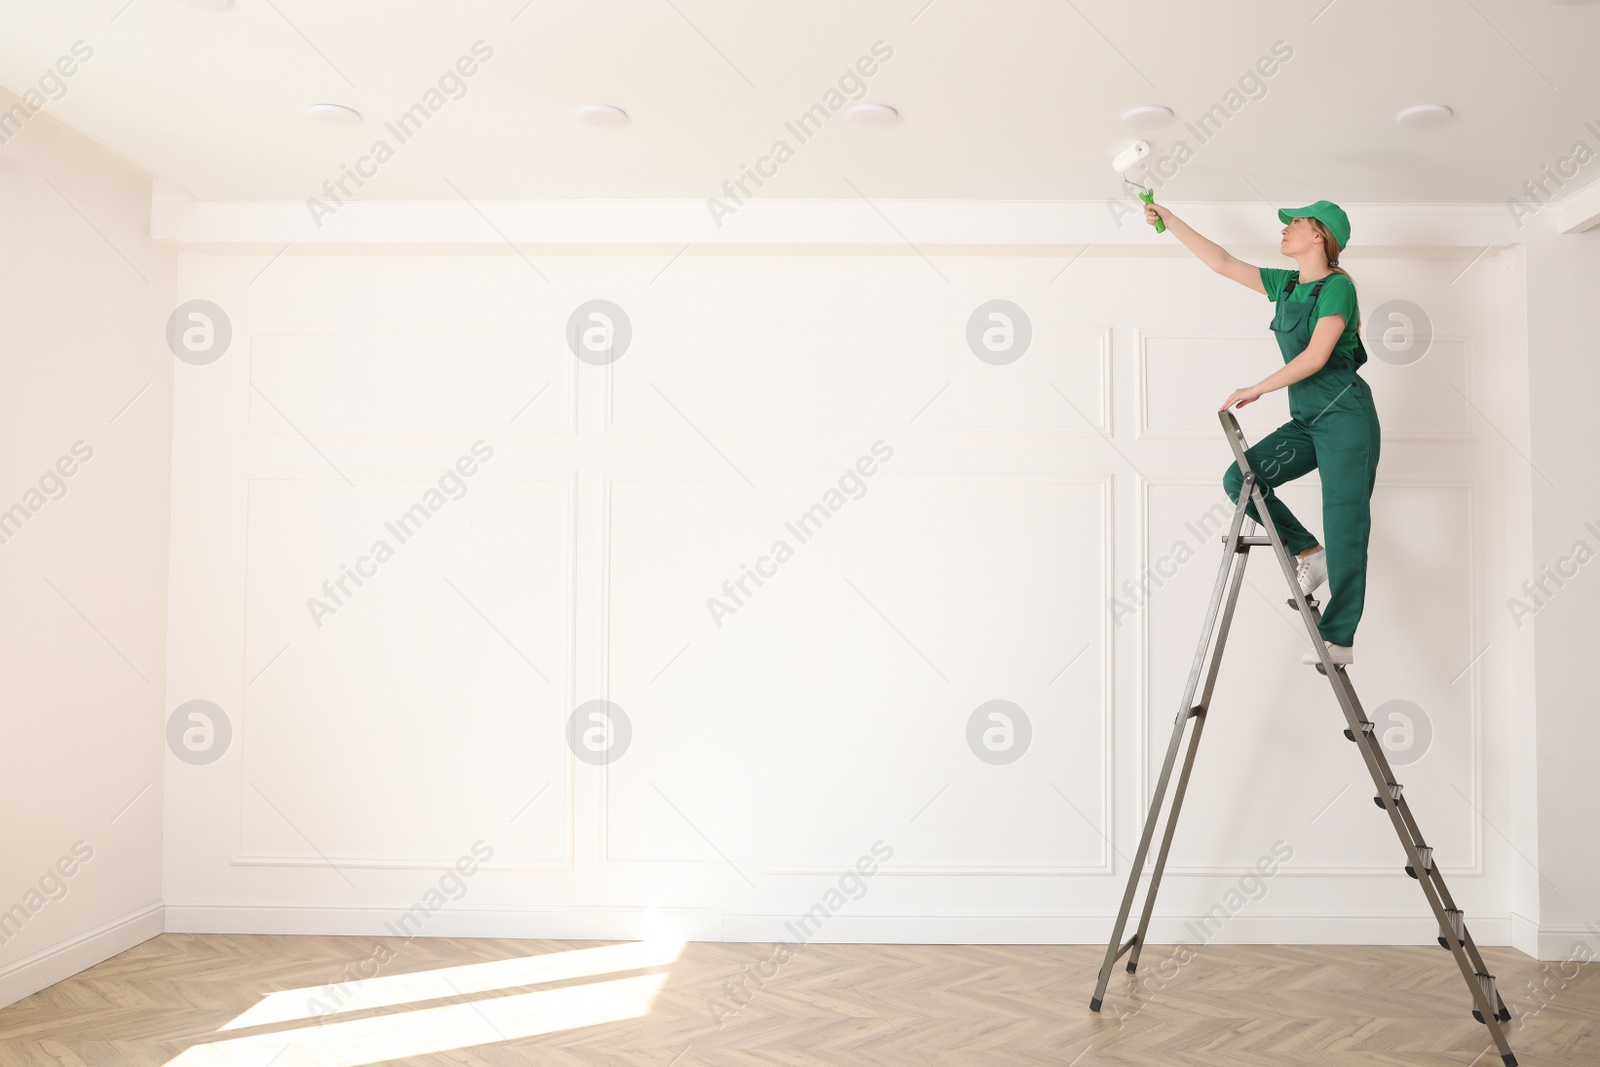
left=1089, top=997, right=1102, bottom=1012
left=1126, top=962, right=1137, bottom=974
left=1503, top=1055, right=1517, bottom=1067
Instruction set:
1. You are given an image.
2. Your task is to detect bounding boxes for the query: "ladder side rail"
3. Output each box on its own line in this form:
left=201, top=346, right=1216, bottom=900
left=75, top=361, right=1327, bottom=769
left=1248, top=479, right=1497, bottom=995
left=1126, top=536, right=1256, bottom=971
left=1326, top=667, right=1499, bottom=986
left=1334, top=680, right=1502, bottom=990
left=1090, top=478, right=1258, bottom=1007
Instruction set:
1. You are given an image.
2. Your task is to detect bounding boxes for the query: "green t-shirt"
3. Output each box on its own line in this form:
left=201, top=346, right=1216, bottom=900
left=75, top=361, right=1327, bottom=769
left=1259, top=267, right=1362, bottom=367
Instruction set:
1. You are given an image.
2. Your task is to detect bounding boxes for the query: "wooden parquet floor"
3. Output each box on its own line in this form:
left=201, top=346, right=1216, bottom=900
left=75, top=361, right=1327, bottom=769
left=0, top=934, right=1595, bottom=1066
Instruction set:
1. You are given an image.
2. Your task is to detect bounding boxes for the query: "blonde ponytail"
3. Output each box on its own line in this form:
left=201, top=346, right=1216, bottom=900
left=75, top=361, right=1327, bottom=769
left=1307, top=217, right=1353, bottom=286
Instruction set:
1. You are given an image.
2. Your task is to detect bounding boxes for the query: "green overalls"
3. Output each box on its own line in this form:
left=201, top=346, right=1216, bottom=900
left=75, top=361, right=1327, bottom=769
left=1222, top=274, right=1381, bottom=647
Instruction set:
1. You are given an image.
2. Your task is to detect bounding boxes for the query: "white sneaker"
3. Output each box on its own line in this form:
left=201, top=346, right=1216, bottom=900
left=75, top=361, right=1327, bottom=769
left=1301, top=641, right=1354, bottom=667
left=1292, top=548, right=1328, bottom=606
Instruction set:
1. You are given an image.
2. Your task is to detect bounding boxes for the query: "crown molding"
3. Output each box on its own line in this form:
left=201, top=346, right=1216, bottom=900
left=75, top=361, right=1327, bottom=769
left=151, top=181, right=1531, bottom=252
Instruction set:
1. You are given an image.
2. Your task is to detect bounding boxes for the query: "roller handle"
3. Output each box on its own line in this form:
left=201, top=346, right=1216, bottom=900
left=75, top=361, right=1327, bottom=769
left=1138, top=188, right=1166, bottom=233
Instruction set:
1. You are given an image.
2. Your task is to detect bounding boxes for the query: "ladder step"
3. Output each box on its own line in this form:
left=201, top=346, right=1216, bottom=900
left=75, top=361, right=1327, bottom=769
left=1471, top=972, right=1511, bottom=1024
left=1186, top=705, right=1204, bottom=719
left=1236, top=535, right=1271, bottom=547
left=1438, top=908, right=1465, bottom=948
left=1373, top=783, right=1404, bottom=808
left=1344, top=721, right=1375, bottom=742
left=1405, top=846, right=1434, bottom=879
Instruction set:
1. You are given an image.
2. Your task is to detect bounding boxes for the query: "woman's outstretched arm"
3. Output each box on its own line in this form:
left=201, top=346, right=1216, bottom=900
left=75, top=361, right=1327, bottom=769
left=1145, top=202, right=1266, bottom=296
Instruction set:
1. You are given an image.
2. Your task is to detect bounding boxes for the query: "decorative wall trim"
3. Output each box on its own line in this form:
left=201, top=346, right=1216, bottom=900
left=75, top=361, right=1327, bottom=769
left=597, top=472, right=1116, bottom=876
left=230, top=470, right=579, bottom=873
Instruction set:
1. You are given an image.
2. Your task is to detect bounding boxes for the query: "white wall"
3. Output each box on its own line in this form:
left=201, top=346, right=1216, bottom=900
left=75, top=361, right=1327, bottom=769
left=0, top=90, right=173, bottom=1006
left=1524, top=219, right=1600, bottom=961
left=158, top=223, right=1536, bottom=950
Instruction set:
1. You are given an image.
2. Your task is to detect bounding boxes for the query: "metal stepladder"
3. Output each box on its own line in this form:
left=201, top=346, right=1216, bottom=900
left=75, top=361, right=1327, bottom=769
left=1088, top=410, right=1517, bottom=1066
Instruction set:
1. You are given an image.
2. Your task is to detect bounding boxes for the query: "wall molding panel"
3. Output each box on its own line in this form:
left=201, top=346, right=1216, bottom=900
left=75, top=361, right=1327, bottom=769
left=158, top=242, right=1524, bottom=945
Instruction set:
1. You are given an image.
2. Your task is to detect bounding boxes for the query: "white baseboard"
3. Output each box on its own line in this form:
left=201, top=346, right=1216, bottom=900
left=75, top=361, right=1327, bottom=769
left=162, top=902, right=1519, bottom=949
left=2, top=902, right=1556, bottom=1008
left=1510, top=910, right=1541, bottom=958
left=0, top=902, right=164, bottom=1012
left=1535, top=921, right=1600, bottom=962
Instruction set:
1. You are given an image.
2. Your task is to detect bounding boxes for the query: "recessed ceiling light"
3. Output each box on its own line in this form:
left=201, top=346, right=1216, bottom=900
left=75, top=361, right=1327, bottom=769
left=1396, top=103, right=1454, bottom=128
left=1120, top=105, right=1174, bottom=129
left=175, top=0, right=231, bottom=10
left=847, top=103, right=900, bottom=127
left=575, top=104, right=628, bottom=127
left=306, top=103, right=362, bottom=125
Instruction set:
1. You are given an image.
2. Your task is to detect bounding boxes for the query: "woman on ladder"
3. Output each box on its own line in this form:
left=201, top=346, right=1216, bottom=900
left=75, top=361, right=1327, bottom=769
left=1142, top=198, right=1380, bottom=667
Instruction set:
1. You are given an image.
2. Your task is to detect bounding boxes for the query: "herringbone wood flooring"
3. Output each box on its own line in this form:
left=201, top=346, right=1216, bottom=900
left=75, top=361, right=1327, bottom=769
left=0, top=934, right=1595, bottom=1065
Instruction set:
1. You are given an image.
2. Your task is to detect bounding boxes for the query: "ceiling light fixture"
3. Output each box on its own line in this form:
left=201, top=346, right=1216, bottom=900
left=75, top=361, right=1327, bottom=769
left=306, top=103, right=362, bottom=125
left=1396, top=103, right=1454, bottom=128
left=1120, top=105, right=1174, bottom=129
left=575, top=104, right=628, bottom=127
left=847, top=103, right=900, bottom=127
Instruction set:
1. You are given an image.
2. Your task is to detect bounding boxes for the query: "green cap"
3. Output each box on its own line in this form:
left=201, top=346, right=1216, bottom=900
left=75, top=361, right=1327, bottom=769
left=1277, top=200, right=1350, bottom=249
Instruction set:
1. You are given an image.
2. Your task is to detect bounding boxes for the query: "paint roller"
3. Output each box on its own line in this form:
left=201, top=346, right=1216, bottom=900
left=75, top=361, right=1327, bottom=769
left=1114, top=139, right=1164, bottom=233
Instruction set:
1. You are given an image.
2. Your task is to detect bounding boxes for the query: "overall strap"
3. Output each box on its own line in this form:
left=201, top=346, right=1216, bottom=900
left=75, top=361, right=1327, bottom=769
left=1283, top=273, right=1331, bottom=302
left=1281, top=274, right=1358, bottom=368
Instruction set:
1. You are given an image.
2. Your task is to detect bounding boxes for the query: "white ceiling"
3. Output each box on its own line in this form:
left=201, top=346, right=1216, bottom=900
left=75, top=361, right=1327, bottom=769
left=1, top=0, right=1598, bottom=206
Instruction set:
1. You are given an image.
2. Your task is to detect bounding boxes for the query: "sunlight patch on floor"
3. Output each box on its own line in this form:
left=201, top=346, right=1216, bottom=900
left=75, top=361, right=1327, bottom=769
left=221, top=938, right=684, bottom=1031
left=167, top=971, right=669, bottom=1067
